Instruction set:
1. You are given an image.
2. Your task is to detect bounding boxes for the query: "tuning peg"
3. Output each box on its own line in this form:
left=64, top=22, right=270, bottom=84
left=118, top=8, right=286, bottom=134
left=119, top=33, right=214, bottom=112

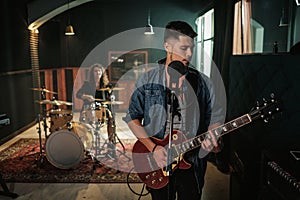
left=256, top=101, right=260, bottom=109
left=264, top=118, right=269, bottom=123
left=262, top=98, right=268, bottom=106
left=270, top=93, right=276, bottom=103
left=263, top=98, right=267, bottom=102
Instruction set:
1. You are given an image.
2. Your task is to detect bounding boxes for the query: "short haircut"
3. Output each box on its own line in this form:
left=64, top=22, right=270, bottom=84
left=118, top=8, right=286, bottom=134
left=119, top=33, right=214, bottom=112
left=164, top=21, right=198, bottom=42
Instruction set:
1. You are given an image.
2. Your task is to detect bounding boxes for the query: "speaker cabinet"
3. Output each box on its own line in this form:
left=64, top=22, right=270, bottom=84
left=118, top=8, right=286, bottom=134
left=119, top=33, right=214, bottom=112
left=259, top=149, right=300, bottom=200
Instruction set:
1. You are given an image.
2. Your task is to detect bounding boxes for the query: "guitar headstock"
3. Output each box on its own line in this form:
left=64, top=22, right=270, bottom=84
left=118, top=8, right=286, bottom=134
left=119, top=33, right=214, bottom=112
left=249, top=93, right=281, bottom=122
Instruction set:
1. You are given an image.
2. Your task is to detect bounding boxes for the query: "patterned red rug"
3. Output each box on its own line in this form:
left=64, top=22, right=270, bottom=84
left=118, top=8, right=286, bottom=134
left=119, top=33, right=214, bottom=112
left=0, top=138, right=141, bottom=184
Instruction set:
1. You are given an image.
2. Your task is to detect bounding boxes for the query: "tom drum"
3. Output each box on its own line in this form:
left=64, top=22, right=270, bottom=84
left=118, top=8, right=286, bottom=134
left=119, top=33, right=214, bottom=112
left=49, top=109, right=73, bottom=133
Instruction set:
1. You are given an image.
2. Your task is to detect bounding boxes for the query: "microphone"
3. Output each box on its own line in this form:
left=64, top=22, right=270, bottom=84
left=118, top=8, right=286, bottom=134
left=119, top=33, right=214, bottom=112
left=167, top=61, right=187, bottom=93
left=167, top=61, right=186, bottom=118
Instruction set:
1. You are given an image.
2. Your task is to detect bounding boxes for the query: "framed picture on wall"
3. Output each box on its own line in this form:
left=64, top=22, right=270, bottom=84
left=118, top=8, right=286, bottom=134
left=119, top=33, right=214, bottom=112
left=108, top=51, right=148, bottom=83
left=108, top=50, right=148, bottom=111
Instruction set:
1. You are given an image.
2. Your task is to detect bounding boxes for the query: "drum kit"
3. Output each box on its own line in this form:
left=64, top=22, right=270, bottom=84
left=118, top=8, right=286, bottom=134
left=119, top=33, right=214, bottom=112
left=32, top=86, right=126, bottom=170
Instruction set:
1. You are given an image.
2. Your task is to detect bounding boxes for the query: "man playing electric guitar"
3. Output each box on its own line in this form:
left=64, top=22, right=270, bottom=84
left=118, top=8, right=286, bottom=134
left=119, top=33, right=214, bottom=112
left=123, top=21, right=225, bottom=200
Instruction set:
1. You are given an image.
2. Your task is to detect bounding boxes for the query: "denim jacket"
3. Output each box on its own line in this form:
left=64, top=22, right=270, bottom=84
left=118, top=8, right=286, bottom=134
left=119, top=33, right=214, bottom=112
left=123, top=58, right=224, bottom=191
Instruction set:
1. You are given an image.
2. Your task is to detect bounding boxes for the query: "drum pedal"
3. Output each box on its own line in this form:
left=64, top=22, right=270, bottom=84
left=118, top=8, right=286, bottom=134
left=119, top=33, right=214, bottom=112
left=107, top=149, right=117, bottom=161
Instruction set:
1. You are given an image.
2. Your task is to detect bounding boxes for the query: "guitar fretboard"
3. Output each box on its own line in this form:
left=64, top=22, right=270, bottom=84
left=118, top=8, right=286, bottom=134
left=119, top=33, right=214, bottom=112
left=172, top=114, right=252, bottom=156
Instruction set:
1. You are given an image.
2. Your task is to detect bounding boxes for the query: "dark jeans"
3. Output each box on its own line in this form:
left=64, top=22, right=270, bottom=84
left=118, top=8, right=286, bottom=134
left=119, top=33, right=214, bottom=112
left=147, top=167, right=202, bottom=200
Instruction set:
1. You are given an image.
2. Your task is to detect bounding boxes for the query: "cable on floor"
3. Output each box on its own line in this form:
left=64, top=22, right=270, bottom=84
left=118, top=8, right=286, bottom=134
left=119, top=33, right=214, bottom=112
left=126, top=167, right=149, bottom=199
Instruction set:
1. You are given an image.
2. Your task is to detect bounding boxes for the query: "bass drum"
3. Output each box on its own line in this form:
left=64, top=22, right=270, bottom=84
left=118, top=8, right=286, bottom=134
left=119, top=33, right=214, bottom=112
left=45, top=122, right=93, bottom=169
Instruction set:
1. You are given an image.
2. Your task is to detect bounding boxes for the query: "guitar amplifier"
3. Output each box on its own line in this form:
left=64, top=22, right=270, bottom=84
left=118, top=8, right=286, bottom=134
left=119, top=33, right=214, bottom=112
left=260, top=149, right=300, bottom=200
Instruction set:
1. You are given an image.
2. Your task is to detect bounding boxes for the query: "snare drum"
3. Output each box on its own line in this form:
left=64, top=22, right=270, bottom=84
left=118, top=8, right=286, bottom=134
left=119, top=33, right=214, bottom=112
left=45, top=122, right=92, bottom=169
left=49, top=109, right=73, bottom=133
left=95, top=105, right=109, bottom=124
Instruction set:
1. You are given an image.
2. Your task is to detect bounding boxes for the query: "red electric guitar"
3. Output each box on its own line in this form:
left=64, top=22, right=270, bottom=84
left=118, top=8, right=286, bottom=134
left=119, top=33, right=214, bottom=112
left=132, top=94, right=280, bottom=189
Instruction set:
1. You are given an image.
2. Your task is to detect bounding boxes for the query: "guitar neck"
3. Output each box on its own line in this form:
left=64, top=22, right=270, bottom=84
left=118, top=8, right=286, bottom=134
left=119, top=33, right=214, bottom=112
left=173, top=114, right=252, bottom=154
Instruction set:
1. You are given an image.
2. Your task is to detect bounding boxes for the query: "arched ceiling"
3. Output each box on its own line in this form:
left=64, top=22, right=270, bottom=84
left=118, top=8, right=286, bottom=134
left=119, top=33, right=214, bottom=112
left=27, top=0, right=93, bottom=30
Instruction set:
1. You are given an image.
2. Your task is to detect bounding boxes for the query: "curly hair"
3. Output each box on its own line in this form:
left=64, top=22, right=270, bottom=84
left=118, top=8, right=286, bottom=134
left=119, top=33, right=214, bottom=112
left=89, top=63, right=110, bottom=88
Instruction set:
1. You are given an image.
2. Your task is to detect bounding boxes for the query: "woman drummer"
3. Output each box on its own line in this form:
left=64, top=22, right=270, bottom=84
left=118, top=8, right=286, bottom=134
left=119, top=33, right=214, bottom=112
left=76, top=63, right=116, bottom=155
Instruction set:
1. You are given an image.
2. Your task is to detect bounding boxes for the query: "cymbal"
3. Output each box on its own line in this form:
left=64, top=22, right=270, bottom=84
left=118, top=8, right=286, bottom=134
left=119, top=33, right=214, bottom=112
left=101, top=101, right=124, bottom=105
left=35, top=100, right=73, bottom=106
left=97, top=87, right=125, bottom=91
left=94, top=98, right=106, bottom=101
left=31, top=88, right=57, bottom=94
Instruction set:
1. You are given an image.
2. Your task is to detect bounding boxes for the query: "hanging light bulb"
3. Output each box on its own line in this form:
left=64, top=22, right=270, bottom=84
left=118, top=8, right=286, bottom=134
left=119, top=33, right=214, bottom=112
left=65, top=0, right=75, bottom=36
left=144, top=9, right=154, bottom=35
left=65, top=25, right=75, bottom=35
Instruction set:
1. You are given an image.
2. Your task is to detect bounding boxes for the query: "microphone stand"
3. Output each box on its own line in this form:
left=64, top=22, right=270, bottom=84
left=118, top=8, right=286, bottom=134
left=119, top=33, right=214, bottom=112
left=165, top=61, right=186, bottom=199
left=167, top=90, right=177, bottom=200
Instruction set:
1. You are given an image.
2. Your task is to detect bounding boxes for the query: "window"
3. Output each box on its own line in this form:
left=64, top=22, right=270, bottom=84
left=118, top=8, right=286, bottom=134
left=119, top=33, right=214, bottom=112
left=195, top=9, right=214, bottom=77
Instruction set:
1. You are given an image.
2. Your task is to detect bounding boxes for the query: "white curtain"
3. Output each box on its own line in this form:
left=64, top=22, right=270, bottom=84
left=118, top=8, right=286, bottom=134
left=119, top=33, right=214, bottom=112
left=233, top=0, right=252, bottom=54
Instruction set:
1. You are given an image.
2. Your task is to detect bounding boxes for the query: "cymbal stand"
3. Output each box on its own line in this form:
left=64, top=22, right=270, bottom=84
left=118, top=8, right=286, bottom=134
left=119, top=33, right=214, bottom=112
left=36, top=113, right=45, bottom=167
left=108, top=93, right=130, bottom=161
left=42, top=113, right=48, bottom=139
left=34, top=88, right=48, bottom=167
left=40, top=89, right=49, bottom=139
left=89, top=115, right=106, bottom=169
left=93, top=120, right=104, bottom=159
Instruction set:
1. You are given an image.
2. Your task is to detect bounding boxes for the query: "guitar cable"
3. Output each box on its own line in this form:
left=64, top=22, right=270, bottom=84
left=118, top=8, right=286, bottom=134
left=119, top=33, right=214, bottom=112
left=126, top=167, right=149, bottom=199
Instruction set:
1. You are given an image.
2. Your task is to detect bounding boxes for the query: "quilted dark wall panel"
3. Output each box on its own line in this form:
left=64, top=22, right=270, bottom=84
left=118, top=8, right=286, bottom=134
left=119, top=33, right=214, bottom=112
left=227, top=54, right=300, bottom=199
left=228, top=54, right=300, bottom=147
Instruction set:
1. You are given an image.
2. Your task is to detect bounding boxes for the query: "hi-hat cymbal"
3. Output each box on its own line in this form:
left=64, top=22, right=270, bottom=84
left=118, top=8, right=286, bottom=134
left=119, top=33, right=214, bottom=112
left=31, top=88, right=57, bottom=94
left=97, top=87, right=125, bottom=91
left=35, top=100, right=73, bottom=106
left=101, top=101, right=124, bottom=105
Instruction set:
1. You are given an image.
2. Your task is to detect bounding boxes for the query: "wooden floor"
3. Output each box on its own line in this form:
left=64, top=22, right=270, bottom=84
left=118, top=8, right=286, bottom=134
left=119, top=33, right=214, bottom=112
left=0, top=112, right=229, bottom=200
